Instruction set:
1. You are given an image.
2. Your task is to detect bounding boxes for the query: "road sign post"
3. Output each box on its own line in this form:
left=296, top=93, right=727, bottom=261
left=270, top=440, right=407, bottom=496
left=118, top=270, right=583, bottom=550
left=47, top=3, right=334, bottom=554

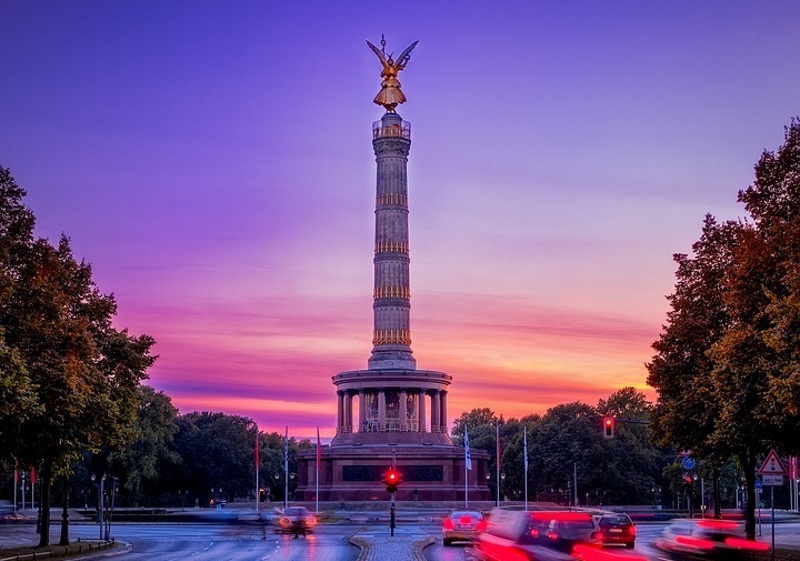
left=758, top=449, right=786, bottom=560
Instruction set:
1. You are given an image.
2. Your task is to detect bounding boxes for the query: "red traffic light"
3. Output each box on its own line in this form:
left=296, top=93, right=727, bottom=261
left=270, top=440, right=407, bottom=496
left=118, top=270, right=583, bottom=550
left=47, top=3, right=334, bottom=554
left=383, top=468, right=401, bottom=492
left=603, top=417, right=615, bottom=438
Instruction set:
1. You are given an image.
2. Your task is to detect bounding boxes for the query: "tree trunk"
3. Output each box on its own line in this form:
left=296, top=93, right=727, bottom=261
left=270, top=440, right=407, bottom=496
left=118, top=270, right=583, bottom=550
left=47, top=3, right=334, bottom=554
left=38, top=456, right=53, bottom=547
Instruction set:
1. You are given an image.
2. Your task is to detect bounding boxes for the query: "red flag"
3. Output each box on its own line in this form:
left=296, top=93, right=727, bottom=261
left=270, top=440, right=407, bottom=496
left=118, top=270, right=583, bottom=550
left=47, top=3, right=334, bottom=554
left=316, top=427, right=321, bottom=471
left=30, top=468, right=36, bottom=485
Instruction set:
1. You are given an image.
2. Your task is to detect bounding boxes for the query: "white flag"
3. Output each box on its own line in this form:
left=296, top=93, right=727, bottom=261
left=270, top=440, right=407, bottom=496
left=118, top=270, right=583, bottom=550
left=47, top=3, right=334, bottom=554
left=465, top=428, right=472, bottom=471
left=523, top=425, right=529, bottom=473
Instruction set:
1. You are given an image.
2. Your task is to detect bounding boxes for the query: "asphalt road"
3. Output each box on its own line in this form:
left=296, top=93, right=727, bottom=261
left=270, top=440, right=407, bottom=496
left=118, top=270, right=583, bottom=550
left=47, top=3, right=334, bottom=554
left=3, top=518, right=798, bottom=561
left=5, top=523, right=362, bottom=561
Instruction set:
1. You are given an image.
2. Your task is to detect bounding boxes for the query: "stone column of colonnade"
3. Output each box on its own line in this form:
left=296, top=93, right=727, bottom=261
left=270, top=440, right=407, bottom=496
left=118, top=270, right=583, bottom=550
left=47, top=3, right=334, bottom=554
left=335, top=387, right=449, bottom=434
left=358, top=390, right=366, bottom=432
left=336, top=391, right=344, bottom=433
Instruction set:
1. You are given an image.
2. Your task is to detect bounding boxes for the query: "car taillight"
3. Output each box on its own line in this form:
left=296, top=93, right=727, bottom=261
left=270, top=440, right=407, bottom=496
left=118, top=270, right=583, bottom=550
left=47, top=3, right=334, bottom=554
left=626, top=525, right=636, bottom=535
left=547, top=531, right=559, bottom=541
left=476, top=519, right=488, bottom=532
left=573, top=544, right=648, bottom=561
left=675, top=535, right=716, bottom=550
left=442, top=517, right=455, bottom=530
left=279, top=517, right=291, bottom=527
left=724, top=537, right=770, bottom=551
left=530, top=528, right=540, bottom=538
left=306, top=516, right=317, bottom=527
left=481, top=541, right=530, bottom=561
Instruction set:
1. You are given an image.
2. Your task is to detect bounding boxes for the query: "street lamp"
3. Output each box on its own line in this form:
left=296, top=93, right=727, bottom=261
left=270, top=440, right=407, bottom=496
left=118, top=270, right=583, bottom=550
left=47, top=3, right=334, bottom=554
left=104, top=476, right=119, bottom=542
left=90, top=474, right=106, bottom=539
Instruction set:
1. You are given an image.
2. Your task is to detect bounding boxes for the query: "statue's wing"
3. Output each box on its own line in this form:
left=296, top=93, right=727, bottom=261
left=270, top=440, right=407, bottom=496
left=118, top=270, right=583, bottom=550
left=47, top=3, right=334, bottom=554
left=366, top=40, right=387, bottom=64
left=396, top=41, right=419, bottom=67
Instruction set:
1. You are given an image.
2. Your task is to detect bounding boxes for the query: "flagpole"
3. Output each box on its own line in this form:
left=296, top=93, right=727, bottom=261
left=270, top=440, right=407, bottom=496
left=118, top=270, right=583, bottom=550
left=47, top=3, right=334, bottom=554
left=255, top=426, right=260, bottom=514
left=464, top=439, right=468, bottom=509
left=495, top=421, right=500, bottom=508
left=284, top=426, right=289, bottom=510
left=523, top=426, right=528, bottom=511
left=464, top=466, right=468, bottom=508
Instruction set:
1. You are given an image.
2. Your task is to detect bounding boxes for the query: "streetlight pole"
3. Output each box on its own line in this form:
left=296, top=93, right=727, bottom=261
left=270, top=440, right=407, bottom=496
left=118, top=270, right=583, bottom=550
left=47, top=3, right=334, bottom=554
left=59, top=490, right=69, bottom=546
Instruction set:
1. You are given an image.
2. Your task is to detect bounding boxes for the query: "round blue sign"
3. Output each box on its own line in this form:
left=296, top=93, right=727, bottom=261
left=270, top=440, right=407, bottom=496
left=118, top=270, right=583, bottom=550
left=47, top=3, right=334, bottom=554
left=681, top=457, right=696, bottom=470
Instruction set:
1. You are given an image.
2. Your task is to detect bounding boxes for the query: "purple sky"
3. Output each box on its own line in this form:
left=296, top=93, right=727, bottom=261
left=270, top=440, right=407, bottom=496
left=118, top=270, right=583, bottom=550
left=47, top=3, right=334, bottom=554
left=2, top=1, right=799, bottom=439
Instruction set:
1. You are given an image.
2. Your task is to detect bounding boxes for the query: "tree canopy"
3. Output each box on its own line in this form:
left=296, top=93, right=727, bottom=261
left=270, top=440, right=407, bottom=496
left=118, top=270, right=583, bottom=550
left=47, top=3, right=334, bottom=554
left=0, top=166, right=156, bottom=545
left=647, top=119, right=800, bottom=537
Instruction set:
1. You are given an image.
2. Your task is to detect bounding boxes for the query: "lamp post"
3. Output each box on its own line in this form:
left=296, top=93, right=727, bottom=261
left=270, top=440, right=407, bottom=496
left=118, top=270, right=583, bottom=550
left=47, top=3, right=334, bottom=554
left=21, top=472, right=26, bottom=511
left=273, top=472, right=296, bottom=509
left=91, top=474, right=106, bottom=538
left=59, top=490, right=69, bottom=546
left=104, top=477, right=118, bottom=542
left=485, top=472, right=495, bottom=507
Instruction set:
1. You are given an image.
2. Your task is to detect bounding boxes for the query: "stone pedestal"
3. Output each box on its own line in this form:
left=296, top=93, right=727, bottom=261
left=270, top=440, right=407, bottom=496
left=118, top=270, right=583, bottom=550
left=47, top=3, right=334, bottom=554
left=294, top=444, right=490, bottom=502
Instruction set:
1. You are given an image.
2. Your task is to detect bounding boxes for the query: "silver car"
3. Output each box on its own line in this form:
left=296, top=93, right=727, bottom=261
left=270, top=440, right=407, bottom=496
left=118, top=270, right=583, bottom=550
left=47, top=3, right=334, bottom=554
left=442, top=510, right=486, bottom=546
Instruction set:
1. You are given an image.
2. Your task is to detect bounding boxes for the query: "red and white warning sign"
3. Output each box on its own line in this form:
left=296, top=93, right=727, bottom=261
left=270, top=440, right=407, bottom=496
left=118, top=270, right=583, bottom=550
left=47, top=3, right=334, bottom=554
left=758, top=449, right=787, bottom=475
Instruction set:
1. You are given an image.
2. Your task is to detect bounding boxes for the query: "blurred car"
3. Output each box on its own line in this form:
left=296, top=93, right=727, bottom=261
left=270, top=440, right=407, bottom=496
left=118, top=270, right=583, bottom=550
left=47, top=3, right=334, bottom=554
left=595, top=513, right=636, bottom=548
left=0, top=501, right=14, bottom=522
left=532, top=511, right=600, bottom=552
left=470, top=508, right=600, bottom=561
left=274, top=506, right=316, bottom=536
left=442, top=509, right=487, bottom=546
left=654, top=519, right=769, bottom=561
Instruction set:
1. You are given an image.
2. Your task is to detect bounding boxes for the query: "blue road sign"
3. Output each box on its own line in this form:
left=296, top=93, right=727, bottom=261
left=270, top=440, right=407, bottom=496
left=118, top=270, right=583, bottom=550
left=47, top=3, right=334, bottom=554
left=681, top=457, right=696, bottom=470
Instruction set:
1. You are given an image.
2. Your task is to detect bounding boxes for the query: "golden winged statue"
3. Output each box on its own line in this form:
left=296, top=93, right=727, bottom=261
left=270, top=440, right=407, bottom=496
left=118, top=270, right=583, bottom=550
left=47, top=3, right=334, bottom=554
left=366, top=36, right=419, bottom=112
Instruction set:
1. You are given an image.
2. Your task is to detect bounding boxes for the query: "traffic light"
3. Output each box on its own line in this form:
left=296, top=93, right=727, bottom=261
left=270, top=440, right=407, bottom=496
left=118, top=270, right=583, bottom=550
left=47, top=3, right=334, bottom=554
left=383, top=468, right=401, bottom=493
left=603, top=417, right=615, bottom=438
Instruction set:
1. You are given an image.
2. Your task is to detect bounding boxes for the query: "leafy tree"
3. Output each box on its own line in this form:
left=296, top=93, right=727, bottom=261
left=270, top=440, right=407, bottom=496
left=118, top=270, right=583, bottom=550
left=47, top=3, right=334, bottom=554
left=0, top=167, right=156, bottom=545
left=0, top=334, right=39, bottom=453
left=648, top=120, right=800, bottom=538
left=597, top=388, right=664, bottom=504
left=0, top=168, right=39, bottom=454
left=496, top=415, right=535, bottom=502
left=257, top=430, right=312, bottom=503
left=647, top=216, right=736, bottom=458
left=172, top=412, right=257, bottom=505
left=528, top=403, right=608, bottom=504
left=111, top=385, right=180, bottom=506
left=451, top=407, right=498, bottom=444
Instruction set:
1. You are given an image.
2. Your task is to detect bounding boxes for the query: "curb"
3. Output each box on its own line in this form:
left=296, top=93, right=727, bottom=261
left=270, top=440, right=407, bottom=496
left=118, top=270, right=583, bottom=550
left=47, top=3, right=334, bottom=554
left=350, top=530, right=435, bottom=561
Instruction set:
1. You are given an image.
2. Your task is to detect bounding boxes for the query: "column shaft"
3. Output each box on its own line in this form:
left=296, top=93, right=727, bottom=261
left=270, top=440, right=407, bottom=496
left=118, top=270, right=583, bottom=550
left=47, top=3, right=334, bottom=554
left=399, top=390, right=407, bottom=431
left=378, top=391, right=386, bottom=431
left=418, top=391, right=427, bottom=433
left=431, top=391, right=440, bottom=433
left=358, top=390, right=366, bottom=432
left=439, top=391, right=450, bottom=434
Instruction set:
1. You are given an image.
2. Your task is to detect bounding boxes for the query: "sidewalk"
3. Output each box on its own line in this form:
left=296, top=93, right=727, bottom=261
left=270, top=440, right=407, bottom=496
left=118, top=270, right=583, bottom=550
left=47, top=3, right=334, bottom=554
left=350, top=526, right=435, bottom=561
